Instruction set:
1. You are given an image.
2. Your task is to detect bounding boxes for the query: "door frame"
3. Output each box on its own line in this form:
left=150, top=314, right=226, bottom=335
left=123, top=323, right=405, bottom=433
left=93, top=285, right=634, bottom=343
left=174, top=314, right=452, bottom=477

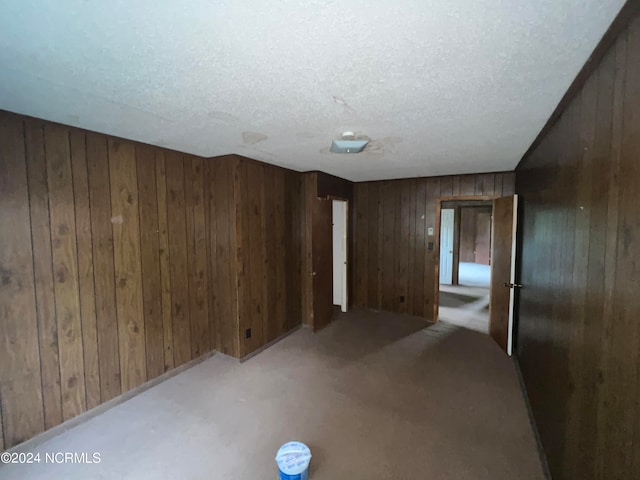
left=434, top=194, right=501, bottom=322
left=331, top=198, right=348, bottom=312
left=327, top=195, right=350, bottom=311
left=439, top=208, right=455, bottom=285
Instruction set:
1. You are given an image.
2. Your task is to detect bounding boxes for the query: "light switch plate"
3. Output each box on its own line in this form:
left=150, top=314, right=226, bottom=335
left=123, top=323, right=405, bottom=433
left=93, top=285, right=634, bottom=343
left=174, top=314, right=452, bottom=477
left=427, top=227, right=434, bottom=236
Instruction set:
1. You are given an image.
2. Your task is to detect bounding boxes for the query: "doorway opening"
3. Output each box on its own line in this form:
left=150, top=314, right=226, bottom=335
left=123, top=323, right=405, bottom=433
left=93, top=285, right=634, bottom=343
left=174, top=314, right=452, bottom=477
left=332, top=199, right=348, bottom=313
left=438, top=200, right=493, bottom=333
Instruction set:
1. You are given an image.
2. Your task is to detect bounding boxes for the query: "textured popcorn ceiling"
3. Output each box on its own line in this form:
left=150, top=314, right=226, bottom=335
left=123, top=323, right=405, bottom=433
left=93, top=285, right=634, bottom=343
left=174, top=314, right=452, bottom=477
left=0, top=1, right=625, bottom=181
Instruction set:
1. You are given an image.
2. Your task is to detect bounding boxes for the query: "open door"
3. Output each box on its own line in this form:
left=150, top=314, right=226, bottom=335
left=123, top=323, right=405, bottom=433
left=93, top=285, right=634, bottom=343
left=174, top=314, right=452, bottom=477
left=312, top=198, right=333, bottom=330
left=439, top=208, right=455, bottom=284
left=489, top=195, right=519, bottom=355
left=332, top=200, right=348, bottom=312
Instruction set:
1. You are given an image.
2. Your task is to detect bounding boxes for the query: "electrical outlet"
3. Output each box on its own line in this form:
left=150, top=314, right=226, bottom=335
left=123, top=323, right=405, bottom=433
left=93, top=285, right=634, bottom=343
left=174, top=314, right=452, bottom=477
left=428, top=242, right=434, bottom=251
left=400, top=295, right=405, bottom=303
left=245, top=328, right=252, bottom=339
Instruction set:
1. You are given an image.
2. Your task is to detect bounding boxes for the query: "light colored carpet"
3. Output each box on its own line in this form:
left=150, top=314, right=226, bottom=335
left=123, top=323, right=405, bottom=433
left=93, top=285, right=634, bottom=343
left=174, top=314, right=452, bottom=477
left=438, top=284, right=490, bottom=333
left=0, top=310, right=544, bottom=480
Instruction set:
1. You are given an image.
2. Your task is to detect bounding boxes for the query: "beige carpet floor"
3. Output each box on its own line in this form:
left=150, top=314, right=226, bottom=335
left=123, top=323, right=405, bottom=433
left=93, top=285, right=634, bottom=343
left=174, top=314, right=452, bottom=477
left=0, top=310, right=544, bottom=480
left=438, top=284, right=491, bottom=333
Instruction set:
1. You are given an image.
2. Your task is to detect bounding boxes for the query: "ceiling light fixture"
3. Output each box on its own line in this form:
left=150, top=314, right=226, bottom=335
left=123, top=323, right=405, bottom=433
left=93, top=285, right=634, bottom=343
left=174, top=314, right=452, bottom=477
left=330, top=131, right=369, bottom=153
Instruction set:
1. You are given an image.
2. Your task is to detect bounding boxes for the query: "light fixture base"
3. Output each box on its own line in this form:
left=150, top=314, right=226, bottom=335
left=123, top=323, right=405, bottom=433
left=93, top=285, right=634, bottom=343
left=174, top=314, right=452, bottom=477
left=330, top=139, right=369, bottom=154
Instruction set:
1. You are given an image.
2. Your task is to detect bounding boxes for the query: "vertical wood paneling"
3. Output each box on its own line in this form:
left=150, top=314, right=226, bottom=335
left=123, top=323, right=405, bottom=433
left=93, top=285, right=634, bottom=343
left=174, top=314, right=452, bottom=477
left=3, top=114, right=317, bottom=449
left=412, top=181, right=426, bottom=316
left=0, top=110, right=304, bottom=449
left=460, top=175, right=475, bottom=196
left=0, top=114, right=44, bottom=446
left=502, top=173, right=515, bottom=195
left=612, top=15, right=640, bottom=479
left=165, top=152, right=191, bottom=367
left=186, top=157, right=209, bottom=359
left=380, top=183, right=395, bottom=311
left=245, top=161, right=266, bottom=354
left=203, top=160, right=217, bottom=352
left=108, top=139, right=146, bottom=391
left=264, top=168, right=278, bottom=341
left=210, top=156, right=306, bottom=356
left=274, top=170, right=287, bottom=336
left=397, top=182, right=410, bottom=313
left=581, top=45, right=614, bottom=480
left=596, top=34, right=626, bottom=480
left=516, top=11, right=640, bottom=480
left=564, top=72, right=597, bottom=477
left=155, top=151, right=174, bottom=372
left=212, top=158, right=238, bottom=357
left=285, top=171, right=303, bottom=331
left=301, top=173, right=316, bottom=325
left=24, top=119, right=62, bottom=430
left=406, top=181, right=416, bottom=315
left=226, top=159, right=240, bottom=355
left=424, top=177, right=440, bottom=317
left=86, top=133, right=121, bottom=402
left=69, top=130, right=100, bottom=410
left=233, top=160, right=249, bottom=354
left=354, top=184, right=368, bottom=306
left=136, top=145, right=164, bottom=380
left=192, top=157, right=210, bottom=356
left=183, top=156, right=197, bottom=358
left=353, top=172, right=510, bottom=321
left=452, top=176, right=461, bottom=196
left=440, top=176, right=453, bottom=197
left=45, top=124, right=86, bottom=420
left=494, top=173, right=504, bottom=197
left=366, top=183, right=380, bottom=309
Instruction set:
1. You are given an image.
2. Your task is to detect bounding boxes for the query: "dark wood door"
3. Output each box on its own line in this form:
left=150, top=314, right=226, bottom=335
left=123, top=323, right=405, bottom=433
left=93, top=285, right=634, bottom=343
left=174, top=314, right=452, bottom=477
left=312, top=198, right=333, bottom=331
left=489, top=195, right=519, bottom=354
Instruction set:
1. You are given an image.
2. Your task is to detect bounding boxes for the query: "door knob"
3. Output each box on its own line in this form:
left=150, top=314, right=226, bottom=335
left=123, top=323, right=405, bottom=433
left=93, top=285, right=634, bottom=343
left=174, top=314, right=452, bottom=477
left=504, top=282, right=523, bottom=288
left=312, top=272, right=317, bottom=276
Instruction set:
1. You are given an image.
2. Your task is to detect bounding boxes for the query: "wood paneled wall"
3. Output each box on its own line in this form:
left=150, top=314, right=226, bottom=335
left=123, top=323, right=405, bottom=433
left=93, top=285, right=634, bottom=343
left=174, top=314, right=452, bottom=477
left=0, top=112, right=304, bottom=449
left=352, top=173, right=514, bottom=321
left=459, top=207, right=492, bottom=265
left=515, top=10, right=640, bottom=480
left=218, top=156, right=303, bottom=357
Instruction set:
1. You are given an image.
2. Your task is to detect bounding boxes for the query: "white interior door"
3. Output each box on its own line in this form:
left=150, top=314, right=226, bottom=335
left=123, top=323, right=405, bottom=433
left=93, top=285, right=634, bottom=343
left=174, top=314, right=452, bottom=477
left=332, top=200, right=348, bottom=312
left=439, top=208, right=455, bottom=285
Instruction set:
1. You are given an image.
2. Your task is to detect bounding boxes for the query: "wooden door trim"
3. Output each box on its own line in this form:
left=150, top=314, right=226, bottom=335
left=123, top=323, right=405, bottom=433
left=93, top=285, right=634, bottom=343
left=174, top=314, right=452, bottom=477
left=434, top=194, right=503, bottom=322
left=327, top=196, right=350, bottom=310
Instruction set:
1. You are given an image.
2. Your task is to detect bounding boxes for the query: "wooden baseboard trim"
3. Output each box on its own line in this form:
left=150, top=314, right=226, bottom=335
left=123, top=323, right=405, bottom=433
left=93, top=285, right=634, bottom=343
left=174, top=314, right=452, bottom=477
left=240, top=325, right=302, bottom=363
left=513, top=356, right=553, bottom=480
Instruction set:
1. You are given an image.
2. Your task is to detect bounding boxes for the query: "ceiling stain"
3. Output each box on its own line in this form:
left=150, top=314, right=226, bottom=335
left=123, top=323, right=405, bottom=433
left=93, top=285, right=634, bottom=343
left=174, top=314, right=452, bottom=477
left=208, top=111, right=238, bottom=123
left=332, top=95, right=355, bottom=114
left=242, top=131, right=268, bottom=145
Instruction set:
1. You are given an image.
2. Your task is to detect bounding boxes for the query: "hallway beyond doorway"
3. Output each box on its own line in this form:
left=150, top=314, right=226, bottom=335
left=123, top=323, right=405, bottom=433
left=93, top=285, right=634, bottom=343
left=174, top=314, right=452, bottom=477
left=438, top=261, right=491, bottom=333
